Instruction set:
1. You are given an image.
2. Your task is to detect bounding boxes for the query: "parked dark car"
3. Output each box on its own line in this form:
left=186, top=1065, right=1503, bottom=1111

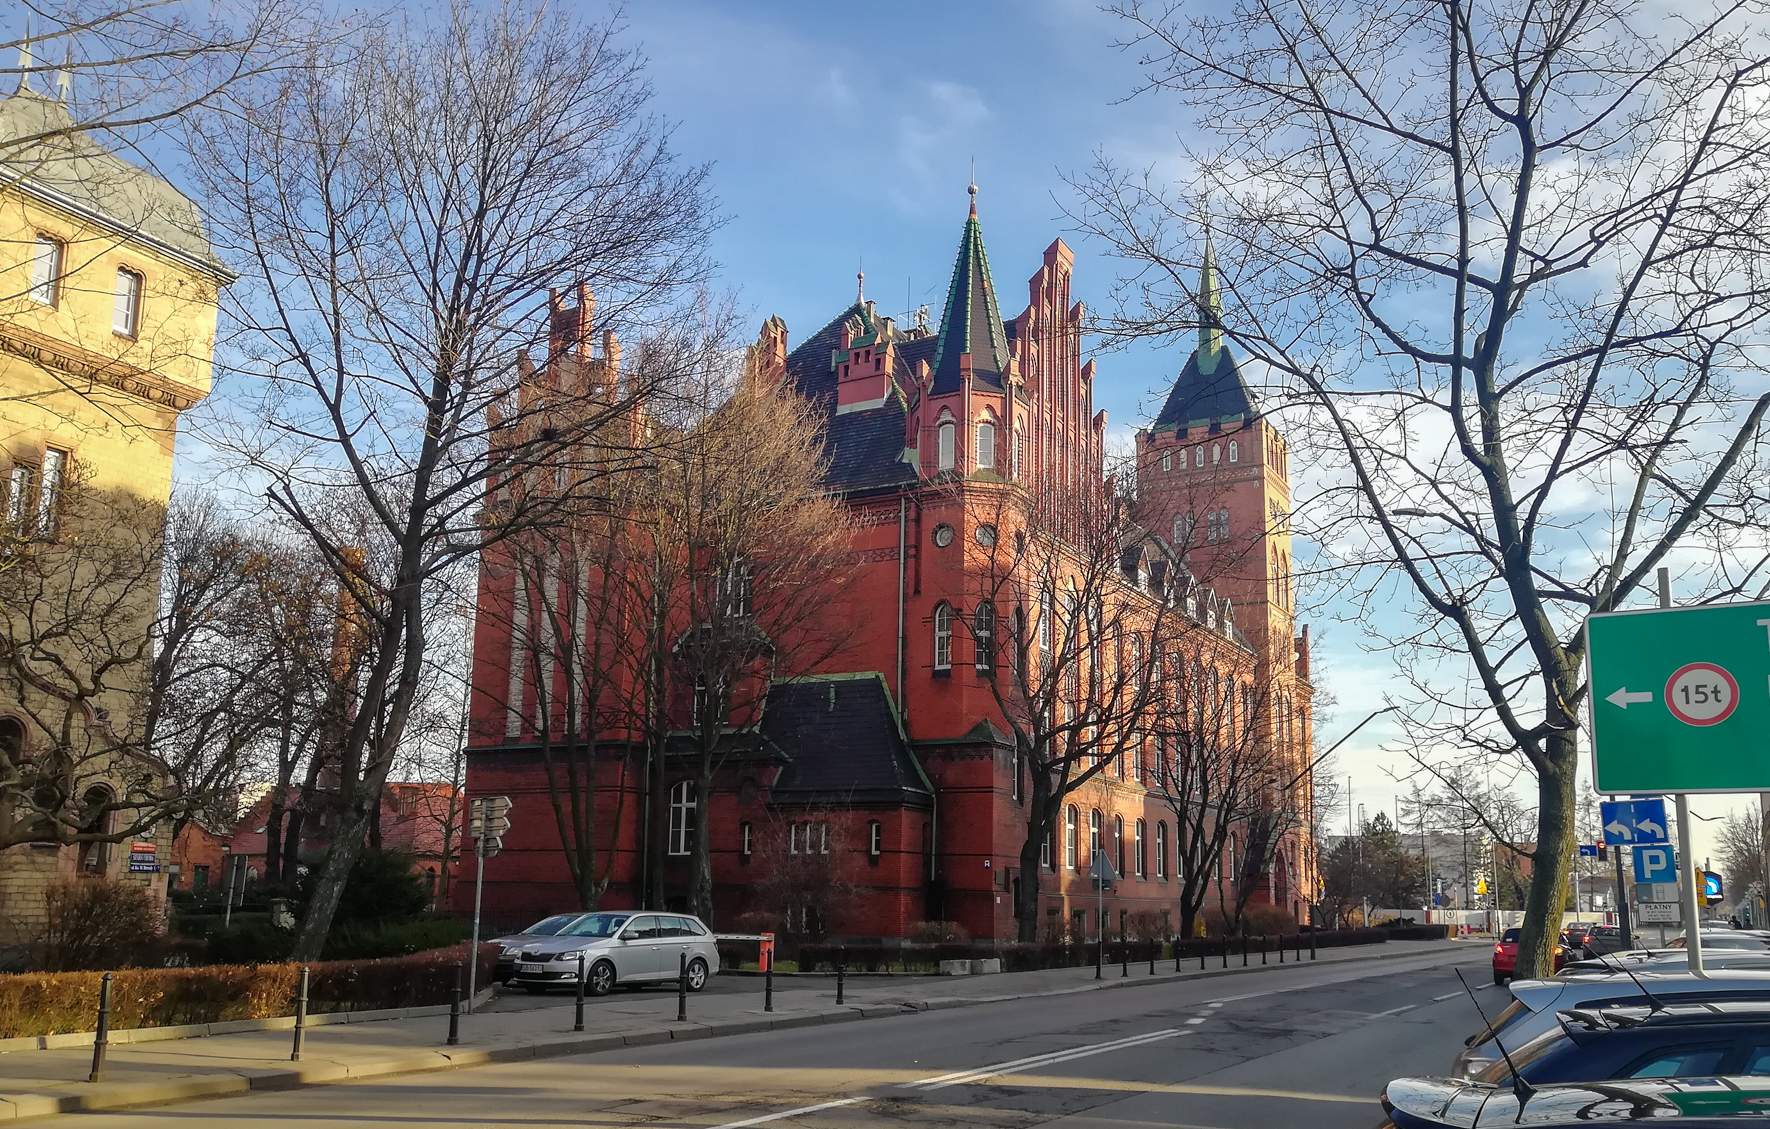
left=1467, top=1000, right=1770, bottom=1086
left=1494, top=928, right=1569, bottom=984
left=1582, top=924, right=1630, bottom=956
left=1561, top=923, right=1599, bottom=956
left=1381, top=1075, right=1770, bottom=1127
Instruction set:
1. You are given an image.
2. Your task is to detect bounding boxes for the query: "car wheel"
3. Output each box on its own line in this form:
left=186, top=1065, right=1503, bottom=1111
left=1493, top=970, right=1506, bottom=985
left=587, top=960, right=616, bottom=997
left=686, top=957, right=709, bottom=992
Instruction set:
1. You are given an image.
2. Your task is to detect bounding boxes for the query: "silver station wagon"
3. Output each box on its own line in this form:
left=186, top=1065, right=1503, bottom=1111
left=506, top=911, right=720, bottom=996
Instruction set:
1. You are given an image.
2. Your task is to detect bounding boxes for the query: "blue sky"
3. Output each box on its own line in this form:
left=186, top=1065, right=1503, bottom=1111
left=621, top=0, right=1755, bottom=862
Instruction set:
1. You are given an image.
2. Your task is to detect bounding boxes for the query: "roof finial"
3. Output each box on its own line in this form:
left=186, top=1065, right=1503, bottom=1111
left=856, top=269, right=865, bottom=303
left=16, top=17, right=35, bottom=94
left=968, top=159, right=978, bottom=217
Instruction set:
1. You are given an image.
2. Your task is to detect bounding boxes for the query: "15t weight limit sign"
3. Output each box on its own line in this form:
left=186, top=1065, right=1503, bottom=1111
left=1588, top=601, right=1770, bottom=793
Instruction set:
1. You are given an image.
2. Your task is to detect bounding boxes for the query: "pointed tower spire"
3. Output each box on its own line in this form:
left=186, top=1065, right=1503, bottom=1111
left=1198, top=231, right=1223, bottom=375
left=931, top=188, right=1011, bottom=394
left=55, top=43, right=72, bottom=102
left=16, top=18, right=36, bottom=94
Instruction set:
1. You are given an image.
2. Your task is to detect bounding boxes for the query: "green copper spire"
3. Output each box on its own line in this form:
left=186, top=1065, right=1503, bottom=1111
left=1198, top=232, right=1223, bottom=375
left=930, top=188, right=1010, bottom=394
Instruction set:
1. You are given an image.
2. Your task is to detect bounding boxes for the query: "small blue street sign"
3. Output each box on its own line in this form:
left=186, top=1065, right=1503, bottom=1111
left=1634, top=845, right=1677, bottom=883
left=1601, top=798, right=1670, bottom=845
left=1579, top=844, right=1600, bottom=857
left=1706, top=872, right=1724, bottom=901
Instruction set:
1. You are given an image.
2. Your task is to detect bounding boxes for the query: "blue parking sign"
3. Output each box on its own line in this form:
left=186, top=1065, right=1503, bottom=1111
left=1634, top=845, right=1676, bottom=884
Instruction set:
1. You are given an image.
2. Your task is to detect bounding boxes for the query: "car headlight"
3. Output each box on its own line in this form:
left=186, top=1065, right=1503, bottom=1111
left=557, top=950, right=588, bottom=961
left=500, top=947, right=519, bottom=957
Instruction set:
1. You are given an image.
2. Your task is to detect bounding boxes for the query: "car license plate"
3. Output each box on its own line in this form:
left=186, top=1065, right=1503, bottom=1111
left=518, top=963, right=545, bottom=973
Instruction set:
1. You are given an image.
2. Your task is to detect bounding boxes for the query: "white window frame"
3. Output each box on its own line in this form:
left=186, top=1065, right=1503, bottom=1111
left=1065, top=806, right=1078, bottom=870
left=1194, top=446, right=1205, bottom=467
left=31, top=237, right=61, bottom=306
left=869, top=821, right=883, bottom=857
left=937, top=418, right=956, bottom=470
left=1212, top=443, right=1221, bottom=465
left=7, top=463, right=34, bottom=531
left=741, top=822, right=753, bottom=857
left=1228, top=439, right=1240, bottom=463
left=1156, top=821, right=1168, bottom=879
left=37, top=448, right=64, bottom=539
left=113, top=267, right=142, bottom=337
left=976, top=420, right=996, bottom=469
left=1160, top=450, right=1171, bottom=472
left=1089, top=809, right=1102, bottom=866
left=667, top=780, right=696, bottom=856
left=973, top=600, right=994, bottom=672
left=1134, top=819, right=1146, bottom=878
left=933, top=603, right=953, bottom=671
left=1114, top=814, right=1126, bottom=877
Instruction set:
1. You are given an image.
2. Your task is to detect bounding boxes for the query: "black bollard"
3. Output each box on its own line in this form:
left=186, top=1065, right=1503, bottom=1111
left=1221, top=939, right=1228, bottom=969
left=448, top=960, right=462, bottom=1045
left=1199, top=941, right=1205, bottom=971
left=1281, top=934, right=1287, bottom=963
left=1150, top=943, right=1156, bottom=976
left=1297, top=933, right=1303, bottom=962
left=574, top=953, right=586, bottom=1033
left=837, top=946, right=846, bottom=1006
left=677, top=951, right=688, bottom=1023
left=88, top=972, right=113, bottom=1083
left=1121, top=933, right=1129, bottom=978
left=765, top=950, right=774, bottom=1013
left=1261, top=936, right=1268, bottom=965
left=1242, top=933, right=1248, bottom=967
left=1096, top=934, right=1103, bottom=980
left=1311, top=929, right=1318, bottom=960
left=292, top=966, right=310, bottom=1060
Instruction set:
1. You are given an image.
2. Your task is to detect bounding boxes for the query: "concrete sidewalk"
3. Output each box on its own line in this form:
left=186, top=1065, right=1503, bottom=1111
left=0, top=938, right=1471, bottom=1122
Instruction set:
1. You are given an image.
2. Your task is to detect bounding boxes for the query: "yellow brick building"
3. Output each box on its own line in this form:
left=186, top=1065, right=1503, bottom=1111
left=0, top=69, right=224, bottom=946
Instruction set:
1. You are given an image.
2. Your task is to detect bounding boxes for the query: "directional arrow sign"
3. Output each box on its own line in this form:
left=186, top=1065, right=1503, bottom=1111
left=1601, top=798, right=1670, bottom=846
left=1588, top=600, right=1770, bottom=792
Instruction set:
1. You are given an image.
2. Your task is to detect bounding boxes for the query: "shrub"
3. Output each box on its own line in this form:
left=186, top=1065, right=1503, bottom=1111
left=1242, top=905, right=1299, bottom=935
left=0, top=942, right=498, bottom=1038
left=321, top=849, right=429, bottom=925
left=38, top=878, right=160, bottom=971
left=908, top=920, right=969, bottom=944
left=322, top=918, right=470, bottom=960
left=204, top=922, right=295, bottom=966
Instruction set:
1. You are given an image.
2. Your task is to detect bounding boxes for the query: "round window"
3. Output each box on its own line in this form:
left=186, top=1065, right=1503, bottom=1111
left=932, top=523, right=955, bottom=548
left=975, top=524, right=998, bottom=547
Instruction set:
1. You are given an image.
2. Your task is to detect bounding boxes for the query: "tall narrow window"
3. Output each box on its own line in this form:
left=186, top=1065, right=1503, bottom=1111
left=1228, top=439, right=1240, bottom=463
left=740, top=822, right=754, bottom=859
left=36, top=449, right=64, bottom=539
left=1013, top=606, right=1027, bottom=677
left=976, top=421, right=996, bottom=469
left=6, top=463, right=34, bottom=531
left=973, top=600, right=994, bottom=672
left=1014, top=429, right=1025, bottom=478
left=1065, top=806, right=1078, bottom=870
left=722, top=558, right=753, bottom=617
left=30, top=237, right=61, bottom=306
left=933, top=603, right=953, bottom=671
left=869, top=821, right=883, bottom=857
left=1114, top=815, right=1126, bottom=877
left=1160, top=450, right=1172, bottom=473
left=1156, top=821, right=1168, bottom=879
left=1194, top=446, right=1205, bottom=468
left=667, top=780, right=697, bottom=856
left=1042, top=822, right=1053, bottom=870
left=937, top=419, right=956, bottom=470
left=1173, top=512, right=1194, bottom=548
left=1212, top=443, right=1222, bottom=465
left=1134, top=819, right=1146, bottom=878
left=113, top=268, right=142, bottom=336
left=1089, top=809, right=1103, bottom=866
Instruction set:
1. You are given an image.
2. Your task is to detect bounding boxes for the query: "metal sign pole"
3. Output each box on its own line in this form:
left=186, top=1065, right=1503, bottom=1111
left=467, top=834, right=486, bottom=1010
left=1614, top=846, right=1633, bottom=949
left=1676, top=794, right=1706, bottom=977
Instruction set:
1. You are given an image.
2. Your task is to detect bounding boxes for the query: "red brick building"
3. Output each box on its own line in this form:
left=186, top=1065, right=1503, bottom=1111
left=459, top=196, right=1315, bottom=941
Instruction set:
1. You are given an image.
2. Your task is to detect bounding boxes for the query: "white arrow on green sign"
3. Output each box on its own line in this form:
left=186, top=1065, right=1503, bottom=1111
left=1587, top=599, right=1770, bottom=792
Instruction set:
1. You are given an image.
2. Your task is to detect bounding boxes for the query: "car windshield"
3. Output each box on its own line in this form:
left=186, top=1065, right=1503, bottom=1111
left=560, top=913, right=631, bottom=938
left=1470, top=998, right=1532, bottom=1049
left=525, top=914, right=582, bottom=937
left=1502, top=929, right=1521, bottom=944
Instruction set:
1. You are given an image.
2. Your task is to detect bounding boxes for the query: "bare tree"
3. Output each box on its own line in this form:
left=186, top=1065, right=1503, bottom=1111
left=185, top=0, right=719, bottom=958
left=1077, top=0, right=1770, bottom=978
left=1717, top=806, right=1767, bottom=899
left=641, top=373, right=858, bottom=924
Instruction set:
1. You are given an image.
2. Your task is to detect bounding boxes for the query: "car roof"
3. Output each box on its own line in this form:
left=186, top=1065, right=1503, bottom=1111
left=1389, top=1076, right=1770, bottom=1126
left=1510, top=970, right=1770, bottom=1014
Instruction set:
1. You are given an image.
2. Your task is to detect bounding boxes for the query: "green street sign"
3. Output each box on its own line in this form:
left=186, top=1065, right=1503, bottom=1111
left=1588, top=600, right=1770, bottom=792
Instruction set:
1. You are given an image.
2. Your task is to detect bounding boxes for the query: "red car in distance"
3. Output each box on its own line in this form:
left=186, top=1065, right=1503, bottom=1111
left=1492, top=927, right=1569, bottom=984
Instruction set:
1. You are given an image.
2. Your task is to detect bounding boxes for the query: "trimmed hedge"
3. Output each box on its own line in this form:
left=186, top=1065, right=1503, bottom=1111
left=788, top=928, right=1397, bottom=973
left=0, top=942, right=496, bottom=1039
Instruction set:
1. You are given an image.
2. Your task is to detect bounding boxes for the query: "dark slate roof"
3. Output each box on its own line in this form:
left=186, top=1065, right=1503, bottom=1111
left=760, top=675, right=933, bottom=808
left=1152, top=344, right=1256, bottom=430
left=782, top=303, right=919, bottom=497
left=930, top=203, right=1010, bottom=395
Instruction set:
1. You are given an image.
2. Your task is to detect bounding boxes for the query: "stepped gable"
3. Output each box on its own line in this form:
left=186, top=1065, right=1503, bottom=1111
left=929, top=194, right=1010, bottom=396
left=759, top=675, right=932, bottom=807
left=783, top=303, right=919, bottom=496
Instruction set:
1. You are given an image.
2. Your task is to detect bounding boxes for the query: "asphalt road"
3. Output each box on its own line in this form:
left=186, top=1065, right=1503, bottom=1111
left=61, top=946, right=1490, bottom=1129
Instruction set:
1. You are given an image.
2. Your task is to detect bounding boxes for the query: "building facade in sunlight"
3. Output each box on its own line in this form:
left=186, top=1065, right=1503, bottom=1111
left=462, top=192, right=1314, bottom=942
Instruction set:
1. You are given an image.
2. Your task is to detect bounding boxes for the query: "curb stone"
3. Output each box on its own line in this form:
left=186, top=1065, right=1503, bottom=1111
left=0, top=943, right=1474, bottom=1122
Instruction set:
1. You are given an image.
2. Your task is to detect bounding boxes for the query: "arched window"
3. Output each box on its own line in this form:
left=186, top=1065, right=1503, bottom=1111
left=1194, top=445, right=1205, bottom=468
left=1212, top=443, right=1222, bottom=465
left=1156, top=822, right=1169, bottom=880
left=933, top=603, right=953, bottom=671
left=1173, top=512, right=1194, bottom=549
left=1228, top=439, right=1240, bottom=463
left=1013, top=606, right=1027, bottom=676
left=77, top=785, right=116, bottom=873
left=1160, top=450, right=1172, bottom=473
left=1065, top=806, right=1078, bottom=870
left=1089, top=809, right=1102, bottom=867
left=1134, top=819, right=1146, bottom=878
left=113, top=267, right=142, bottom=336
left=937, top=417, right=956, bottom=470
left=668, top=780, right=697, bottom=855
left=974, top=601, right=995, bottom=672
left=976, top=420, right=996, bottom=470
left=1014, top=429, right=1025, bottom=478
left=1114, top=815, right=1126, bottom=877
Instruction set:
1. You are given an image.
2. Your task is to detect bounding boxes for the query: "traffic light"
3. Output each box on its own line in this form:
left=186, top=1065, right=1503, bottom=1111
left=1597, top=845, right=1608, bottom=861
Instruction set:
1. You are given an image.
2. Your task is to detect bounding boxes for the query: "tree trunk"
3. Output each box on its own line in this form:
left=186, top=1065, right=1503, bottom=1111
left=691, top=757, right=714, bottom=923
left=1016, top=813, right=1046, bottom=942
left=1515, top=729, right=1578, bottom=978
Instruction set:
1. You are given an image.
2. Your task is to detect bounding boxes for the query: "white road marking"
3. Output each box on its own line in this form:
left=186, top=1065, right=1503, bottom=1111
left=1207, top=1002, right=1224, bottom=1008
left=1185, top=1017, right=1207, bottom=1024
left=1371, top=1004, right=1417, bottom=1018
left=708, top=1097, right=866, bottom=1129
left=903, top=1029, right=1187, bottom=1091
left=1434, top=991, right=1465, bottom=1002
